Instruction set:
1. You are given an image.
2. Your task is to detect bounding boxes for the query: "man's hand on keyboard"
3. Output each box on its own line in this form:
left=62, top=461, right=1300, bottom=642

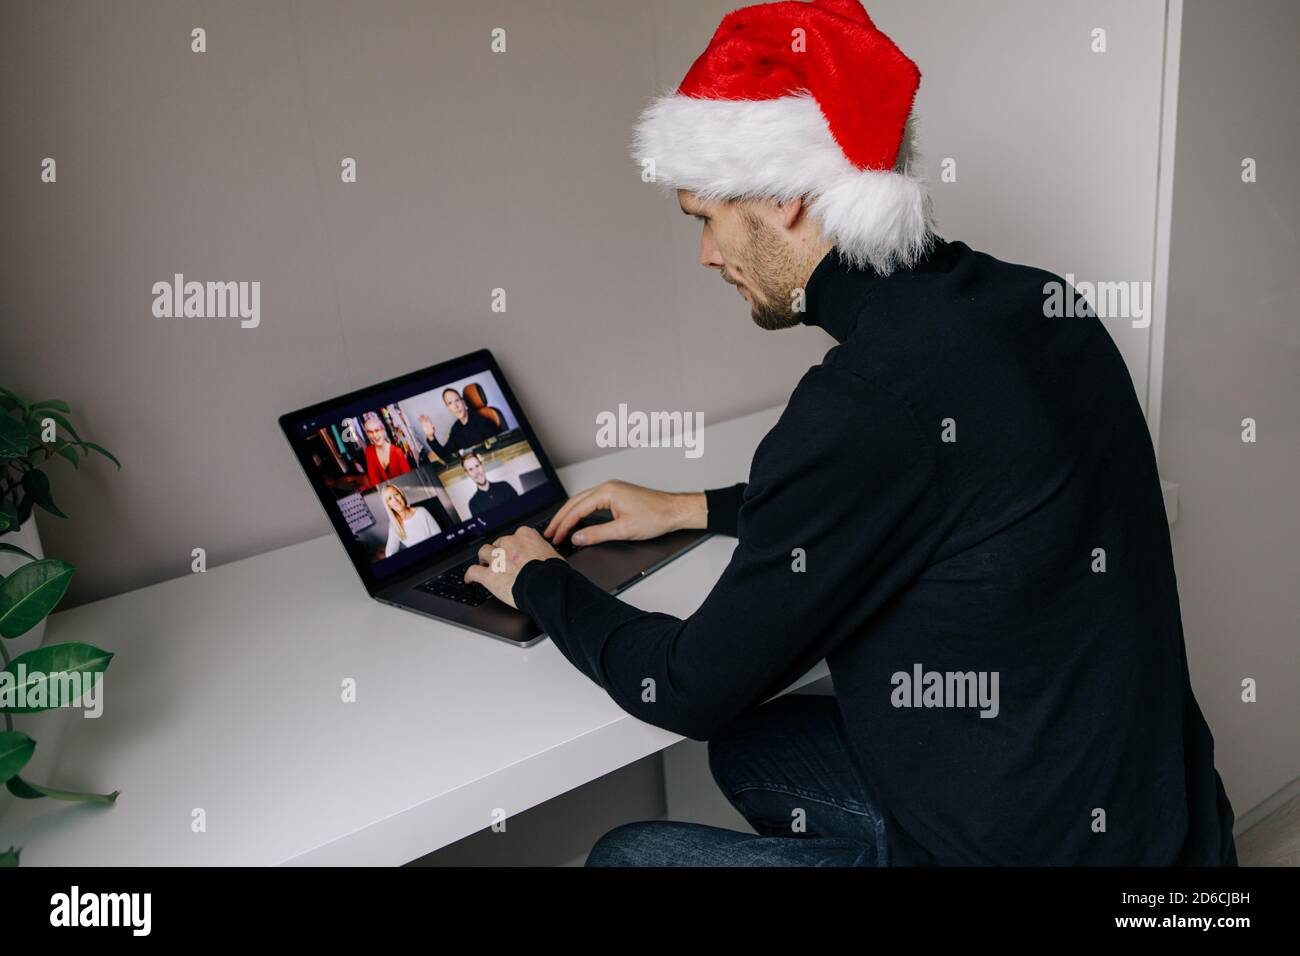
left=463, top=526, right=563, bottom=609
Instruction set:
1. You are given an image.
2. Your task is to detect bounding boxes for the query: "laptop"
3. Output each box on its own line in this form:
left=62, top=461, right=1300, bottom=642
left=278, top=349, right=709, bottom=647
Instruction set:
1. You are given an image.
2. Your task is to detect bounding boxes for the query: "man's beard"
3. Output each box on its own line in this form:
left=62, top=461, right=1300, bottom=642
left=725, top=210, right=808, bottom=331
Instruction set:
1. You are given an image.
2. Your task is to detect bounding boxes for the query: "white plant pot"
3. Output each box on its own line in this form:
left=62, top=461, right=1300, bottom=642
left=0, top=513, right=49, bottom=658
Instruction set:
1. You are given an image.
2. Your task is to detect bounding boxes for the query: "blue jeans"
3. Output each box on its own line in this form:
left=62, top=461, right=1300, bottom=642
left=586, top=694, right=889, bottom=866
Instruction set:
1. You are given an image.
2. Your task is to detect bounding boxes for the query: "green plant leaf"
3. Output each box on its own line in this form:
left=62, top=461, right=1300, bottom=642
left=5, top=774, right=118, bottom=804
left=0, top=642, right=113, bottom=713
left=0, top=559, right=75, bottom=638
left=0, top=846, right=18, bottom=866
left=0, top=730, right=35, bottom=785
left=0, top=503, right=16, bottom=534
left=79, top=441, right=121, bottom=469
left=29, top=400, right=71, bottom=414
left=0, top=416, right=27, bottom=459
left=34, top=410, right=80, bottom=444
left=0, top=543, right=36, bottom=562
left=54, top=443, right=80, bottom=469
left=4, top=775, right=41, bottom=797
left=22, top=469, right=67, bottom=519
left=0, top=387, right=26, bottom=414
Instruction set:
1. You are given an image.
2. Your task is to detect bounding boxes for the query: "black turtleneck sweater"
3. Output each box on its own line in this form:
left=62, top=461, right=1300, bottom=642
left=513, top=238, right=1237, bottom=867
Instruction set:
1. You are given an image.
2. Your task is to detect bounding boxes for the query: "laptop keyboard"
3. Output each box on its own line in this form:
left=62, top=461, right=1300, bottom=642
left=414, top=519, right=580, bottom=607
left=416, top=558, right=492, bottom=606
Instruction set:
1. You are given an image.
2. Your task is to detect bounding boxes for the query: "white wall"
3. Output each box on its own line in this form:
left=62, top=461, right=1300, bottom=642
left=1158, top=0, right=1300, bottom=823
left=3, top=0, right=1174, bottom=608
left=866, top=0, right=1169, bottom=411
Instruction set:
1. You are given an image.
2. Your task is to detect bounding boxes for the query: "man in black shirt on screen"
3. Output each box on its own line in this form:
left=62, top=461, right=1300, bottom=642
left=463, top=0, right=1237, bottom=866
left=463, top=452, right=518, bottom=518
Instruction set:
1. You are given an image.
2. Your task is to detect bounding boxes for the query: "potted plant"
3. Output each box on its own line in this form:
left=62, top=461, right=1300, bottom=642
left=0, top=388, right=116, bottom=651
left=0, top=387, right=121, bottom=865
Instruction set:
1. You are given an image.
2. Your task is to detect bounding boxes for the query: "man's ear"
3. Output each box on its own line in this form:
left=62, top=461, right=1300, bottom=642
left=777, top=196, right=809, bottom=230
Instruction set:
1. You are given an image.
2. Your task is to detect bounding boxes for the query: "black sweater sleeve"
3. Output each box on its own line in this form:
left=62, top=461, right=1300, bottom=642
left=512, top=366, right=941, bottom=741
left=704, top=482, right=746, bottom=537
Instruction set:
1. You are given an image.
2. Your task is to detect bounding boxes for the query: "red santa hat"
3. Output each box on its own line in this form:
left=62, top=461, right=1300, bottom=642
left=631, top=0, right=933, bottom=275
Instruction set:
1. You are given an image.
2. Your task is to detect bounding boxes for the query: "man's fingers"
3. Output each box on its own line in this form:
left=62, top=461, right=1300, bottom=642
left=570, top=519, right=628, bottom=547
left=551, top=503, right=600, bottom=544
left=464, top=563, right=486, bottom=585
left=547, top=483, right=611, bottom=537
left=549, top=489, right=607, bottom=544
left=544, top=489, right=592, bottom=539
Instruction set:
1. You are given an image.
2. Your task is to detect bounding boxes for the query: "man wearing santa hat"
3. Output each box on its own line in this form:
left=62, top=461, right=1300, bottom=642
left=464, top=0, right=1236, bottom=867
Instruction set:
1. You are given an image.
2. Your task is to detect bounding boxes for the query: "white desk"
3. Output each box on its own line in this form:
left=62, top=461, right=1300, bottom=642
left=0, top=404, right=826, bottom=865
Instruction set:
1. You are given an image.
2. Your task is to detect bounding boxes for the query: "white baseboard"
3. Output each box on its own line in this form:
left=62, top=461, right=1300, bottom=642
left=1234, top=774, right=1300, bottom=836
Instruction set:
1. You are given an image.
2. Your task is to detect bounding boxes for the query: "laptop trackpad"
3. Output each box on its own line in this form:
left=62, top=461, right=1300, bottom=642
left=567, top=540, right=651, bottom=592
left=566, top=531, right=706, bottom=593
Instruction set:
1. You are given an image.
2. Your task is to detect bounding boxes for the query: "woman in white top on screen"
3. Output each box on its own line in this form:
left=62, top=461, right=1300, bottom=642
left=381, top=484, right=441, bottom=557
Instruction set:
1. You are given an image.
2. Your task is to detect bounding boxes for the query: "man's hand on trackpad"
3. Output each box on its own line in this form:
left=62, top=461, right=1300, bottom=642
left=544, top=480, right=707, bottom=547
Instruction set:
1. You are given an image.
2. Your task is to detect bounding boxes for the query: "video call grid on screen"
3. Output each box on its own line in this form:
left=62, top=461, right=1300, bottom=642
left=288, top=357, right=562, bottom=582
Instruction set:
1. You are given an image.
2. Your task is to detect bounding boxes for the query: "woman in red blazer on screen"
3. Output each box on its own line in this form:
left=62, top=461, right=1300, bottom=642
left=361, top=412, right=411, bottom=488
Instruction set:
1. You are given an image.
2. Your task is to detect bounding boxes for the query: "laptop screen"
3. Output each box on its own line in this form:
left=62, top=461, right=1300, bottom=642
left=279, top=350, right=567, bottom=589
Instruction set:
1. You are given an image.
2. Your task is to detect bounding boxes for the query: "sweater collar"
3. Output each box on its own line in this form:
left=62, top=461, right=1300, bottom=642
left=802, top=237, right=955, bottom=342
